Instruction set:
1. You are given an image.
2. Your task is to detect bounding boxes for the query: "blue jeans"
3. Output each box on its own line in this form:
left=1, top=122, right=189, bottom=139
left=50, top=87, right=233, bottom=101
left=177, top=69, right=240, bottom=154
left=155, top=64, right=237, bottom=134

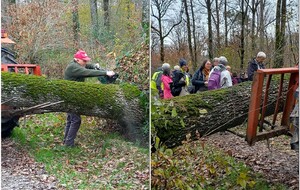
left=64, top=113, right=81, bottom=146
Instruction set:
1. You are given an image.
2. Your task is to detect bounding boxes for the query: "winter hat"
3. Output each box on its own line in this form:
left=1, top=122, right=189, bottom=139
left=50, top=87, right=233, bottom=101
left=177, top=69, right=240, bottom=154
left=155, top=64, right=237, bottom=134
left=74, top=50, right=91, bottom=61
left=219, top=56, right=228, bottom=65
left=162, top=63, right=171, bottom=71
left=179, top=58, right=187, bottom=67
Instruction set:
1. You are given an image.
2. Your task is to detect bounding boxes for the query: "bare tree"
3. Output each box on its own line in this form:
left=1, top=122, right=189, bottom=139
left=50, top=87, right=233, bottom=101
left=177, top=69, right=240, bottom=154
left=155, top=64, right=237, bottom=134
left=72, top=0, right=80, bottom=49
left=239, top=0, right=248, bottom=70
left=205, top=0, right=213, bottom=60
left=183, top=0, right=194, bottom=68
left=103, top=0, right=110, bottom=30
left=90, top=0, right=99, bottom=47
left=224, top=0, right=228, bottom=46
left=151, top=0, right=183, bottom=62
left=212, top=0, right=221, bottom=49
left=245, top=0, right=260, bottom=55
left=190, top=0, right=198, bottom=70
left=258, top=0, right=266, bottom=50
left=274, top=0, right=287, bottom=68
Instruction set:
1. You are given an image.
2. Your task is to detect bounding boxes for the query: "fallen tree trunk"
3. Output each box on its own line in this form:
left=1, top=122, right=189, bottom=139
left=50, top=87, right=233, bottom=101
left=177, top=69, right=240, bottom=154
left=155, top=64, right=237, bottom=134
left=152, top=79, right=289, bottom=148
left=1, top=72, right=148, bottom=144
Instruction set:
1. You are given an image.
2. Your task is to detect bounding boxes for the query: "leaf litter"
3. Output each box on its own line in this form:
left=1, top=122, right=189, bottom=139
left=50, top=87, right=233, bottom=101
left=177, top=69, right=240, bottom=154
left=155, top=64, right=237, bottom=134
left=2, top=113, right=149, bottom=189
left=205, top=125, right=299, bottom=189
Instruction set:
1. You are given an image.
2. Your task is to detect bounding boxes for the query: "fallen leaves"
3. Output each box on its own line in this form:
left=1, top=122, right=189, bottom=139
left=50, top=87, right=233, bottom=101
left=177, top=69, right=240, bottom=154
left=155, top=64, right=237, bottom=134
left=206, top=128, right=299, bottom=189
left=11, top=113, right=149, bottom=189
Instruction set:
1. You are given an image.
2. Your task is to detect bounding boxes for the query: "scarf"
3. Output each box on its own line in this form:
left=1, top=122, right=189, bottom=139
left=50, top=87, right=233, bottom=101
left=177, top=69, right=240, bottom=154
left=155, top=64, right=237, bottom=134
left=203, top=68, right=210, bottom=81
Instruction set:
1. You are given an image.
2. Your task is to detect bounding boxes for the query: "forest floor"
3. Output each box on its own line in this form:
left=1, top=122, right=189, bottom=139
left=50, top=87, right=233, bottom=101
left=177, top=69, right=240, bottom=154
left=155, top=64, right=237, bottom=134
left=152, top=113, right=299, bottom=189
left=206, top=125, right=299, bottom=190
left=1, top=113, right=149, bottom=189
left=2, top=138, right=58, bottom=190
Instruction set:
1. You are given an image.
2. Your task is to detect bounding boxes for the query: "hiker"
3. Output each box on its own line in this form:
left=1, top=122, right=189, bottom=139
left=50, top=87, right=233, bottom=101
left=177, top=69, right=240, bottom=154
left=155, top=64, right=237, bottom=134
left=247, top=51, right=266, bottom=81
left=172, top=65, right=181, bottom=78
left=212, top=57, right=220, bottom=68
left=225, top=65, right=232, bottom=74
left=170, top=61, right=186, bottom=97
left=151, top=66, right=164, bottom=98
left=208, top=56, right=232, bottom=90
left=178, top=58, right=192, bottom=96
left=240, top=72, right=248, bottom=82
left=232, top=72, right=241, bottom=85
left=63, top=50, right=115, bottom=147
left=192, top=59, right=212, bottom=93
left=160, top=63, right=173, bottom=99
left=290, top=87, right=299, bottom=151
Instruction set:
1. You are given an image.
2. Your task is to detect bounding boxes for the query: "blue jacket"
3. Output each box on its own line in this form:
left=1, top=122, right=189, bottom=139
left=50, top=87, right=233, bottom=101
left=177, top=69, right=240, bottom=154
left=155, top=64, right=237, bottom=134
left=247, top=58, right=265, bottom=81
left=192, top=68, right=208, bottom=92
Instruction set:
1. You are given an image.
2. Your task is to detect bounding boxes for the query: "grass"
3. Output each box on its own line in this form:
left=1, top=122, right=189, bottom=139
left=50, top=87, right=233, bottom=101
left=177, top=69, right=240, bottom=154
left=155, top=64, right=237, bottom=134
left=12, top=113, right=149, bottom=189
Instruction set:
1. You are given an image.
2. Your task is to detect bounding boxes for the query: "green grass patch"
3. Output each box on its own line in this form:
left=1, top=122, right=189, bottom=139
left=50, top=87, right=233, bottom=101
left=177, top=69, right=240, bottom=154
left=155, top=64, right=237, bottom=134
left=12, top=113, right=149, bottom=189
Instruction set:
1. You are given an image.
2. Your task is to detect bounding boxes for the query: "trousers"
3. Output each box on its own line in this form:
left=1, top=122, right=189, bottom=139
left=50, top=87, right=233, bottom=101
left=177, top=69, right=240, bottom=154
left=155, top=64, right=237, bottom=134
left=64, top=113, right=81, bottom=146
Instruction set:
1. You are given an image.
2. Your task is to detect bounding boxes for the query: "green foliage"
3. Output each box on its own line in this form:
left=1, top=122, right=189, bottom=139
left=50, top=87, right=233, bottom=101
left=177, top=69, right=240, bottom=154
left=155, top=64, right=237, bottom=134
left=151, top=137, right=289, bottom=190
left=13, top=113, right=149, bottom=189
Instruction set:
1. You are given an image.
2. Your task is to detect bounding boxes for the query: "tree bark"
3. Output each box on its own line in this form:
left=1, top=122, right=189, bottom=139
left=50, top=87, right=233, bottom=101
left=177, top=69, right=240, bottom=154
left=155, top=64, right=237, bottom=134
left=72, top=0, right=80, bottom=49
left=215, top=0, right=220, bottom=50
left=190, top=0, right=197, bottom=72
left=274, top=0, right=286, bottom=68
left=1, top=72, right=147, bottom=144
left=90, top=0, right=99, bottom=44
left=103, top=0, right=110, bottom=30
left=239, top=0, right=248, bottom=70
left=224, top=0, right=228, bottom=47
left=183, top=0, right=194, bottom=68
left=259, top=0, right=265, bottom=50
left=206, top=0, right=213, bottom=60
left=152, top=80, right=287, bottom=148
left=250, top=0, right=259, bottom=55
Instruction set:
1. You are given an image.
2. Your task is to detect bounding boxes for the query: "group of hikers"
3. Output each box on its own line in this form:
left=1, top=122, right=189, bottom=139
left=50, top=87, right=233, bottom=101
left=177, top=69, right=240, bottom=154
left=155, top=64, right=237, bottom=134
left=151, top=52, right=266, bottom=100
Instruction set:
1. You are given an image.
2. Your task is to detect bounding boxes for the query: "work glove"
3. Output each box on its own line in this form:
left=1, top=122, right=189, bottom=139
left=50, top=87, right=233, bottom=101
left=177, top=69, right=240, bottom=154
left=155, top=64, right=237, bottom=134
left=94, top=63, right=100, bottom=70
left=106, top=71, right=115, bottom=77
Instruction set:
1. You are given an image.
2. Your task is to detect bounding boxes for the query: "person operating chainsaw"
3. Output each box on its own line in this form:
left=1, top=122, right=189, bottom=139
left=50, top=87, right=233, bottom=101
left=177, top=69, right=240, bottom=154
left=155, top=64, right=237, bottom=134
left=63, top=50, right=115, bottom=147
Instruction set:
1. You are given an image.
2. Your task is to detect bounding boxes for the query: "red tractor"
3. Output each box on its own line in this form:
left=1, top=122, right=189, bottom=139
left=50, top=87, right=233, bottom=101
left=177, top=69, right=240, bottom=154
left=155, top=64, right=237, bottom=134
left=1, top=29, right=41, bottom=137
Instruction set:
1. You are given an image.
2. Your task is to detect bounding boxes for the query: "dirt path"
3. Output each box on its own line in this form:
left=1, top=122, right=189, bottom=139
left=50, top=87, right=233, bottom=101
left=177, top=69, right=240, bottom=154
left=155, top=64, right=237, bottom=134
left=206, top=132, right=299, bottom=189
left=1, top=138, right=59, bottom=190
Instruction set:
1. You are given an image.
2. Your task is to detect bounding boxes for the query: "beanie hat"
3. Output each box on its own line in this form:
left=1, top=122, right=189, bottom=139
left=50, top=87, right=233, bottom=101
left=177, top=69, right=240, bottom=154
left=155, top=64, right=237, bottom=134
left=179, top=58, right=187, bottom=67
left=74, top=50, right=91, bottom=61
left=162, top=63, right=171, bottom=71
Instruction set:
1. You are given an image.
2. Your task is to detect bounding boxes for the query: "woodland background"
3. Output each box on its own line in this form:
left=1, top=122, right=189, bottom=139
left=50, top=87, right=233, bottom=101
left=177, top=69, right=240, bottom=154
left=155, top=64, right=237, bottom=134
left=2, top=0, right=149, bottom=80
left=151, top=0, right=299, bottom=74
left=1, top=1, right=150, bottom=189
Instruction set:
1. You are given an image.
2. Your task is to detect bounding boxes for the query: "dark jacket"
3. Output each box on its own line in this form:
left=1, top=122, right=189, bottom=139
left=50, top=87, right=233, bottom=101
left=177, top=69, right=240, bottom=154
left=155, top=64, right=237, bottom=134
left=171, top=70, right=186, bottom=96
left=192, top=68, right=208, bottom=92
left=64, top=60, right=107, bottom=82
left=247, top=58, right=265, bottom=81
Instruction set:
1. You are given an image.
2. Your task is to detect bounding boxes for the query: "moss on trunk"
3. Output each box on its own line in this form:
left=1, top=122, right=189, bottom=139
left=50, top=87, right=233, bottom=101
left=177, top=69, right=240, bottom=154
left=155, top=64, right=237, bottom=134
left=2, top=72, right=148, bottom=144
left=152, top=79, right=288, bottom=148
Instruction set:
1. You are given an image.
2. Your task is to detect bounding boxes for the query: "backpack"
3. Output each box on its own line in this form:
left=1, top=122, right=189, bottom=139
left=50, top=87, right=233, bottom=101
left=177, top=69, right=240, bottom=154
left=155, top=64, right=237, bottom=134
left=170, top=70, right=185, bottom=96
left=208, top=69, right=221, bottom=90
